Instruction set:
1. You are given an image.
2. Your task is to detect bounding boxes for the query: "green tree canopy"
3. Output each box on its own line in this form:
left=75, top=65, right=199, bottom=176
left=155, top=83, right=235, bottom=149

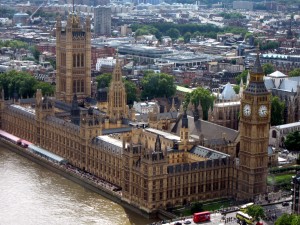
left=289, top=68, right=300, bottom=77
left=236, top=70, right=249, bottom=84
left=95, top=73, right=138, bottom=105
left=184, top=87, right=214, bottom=120
left=34, top=82, right=55, bottom=96
left=275, top=213, right=300, bottom=225
left=218, top=12, right=245, bottom=19
left=192, top=31, right=202, bottom=38
left=284, top=131, right=300, bottom=151
left=271, top=96, right=285, bottom=126
left=0, top=40, right=28, bottom=50
left=29, top=46, right=41, bottom=61
left=131, top=23, right=247, bottom=41
left=0, top=70, right=38, bottom=99
left=246, top=205, right=264, bottom=222
left=141, top=72, right=176, bottom=100
left=262, top=63, right=275, bottom=75
left=96, top=73, right=113, bottom=88
left=135, top=28, right=150, bottom=37
left=233, top=85, right=240, bottom=94
left=183, top=32, right=192, bottom=43
left=124, top=79, right=138, bottom=105
left=166, top=28, right=180, bottom=40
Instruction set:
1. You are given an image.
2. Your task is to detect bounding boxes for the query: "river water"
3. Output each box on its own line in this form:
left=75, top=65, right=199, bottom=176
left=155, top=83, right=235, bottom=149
left=0, top=146, right=155, bottom=225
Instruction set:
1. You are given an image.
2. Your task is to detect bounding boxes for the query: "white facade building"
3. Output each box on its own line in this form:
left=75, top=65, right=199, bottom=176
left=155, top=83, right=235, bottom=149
left=269, top=121, right=300, bottom=147
left=133, top=101, right=159, bottom=114
left=96, top=57, right=116, bottom=71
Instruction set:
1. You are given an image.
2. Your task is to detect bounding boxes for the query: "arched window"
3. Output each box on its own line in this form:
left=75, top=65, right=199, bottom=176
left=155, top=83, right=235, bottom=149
left=77, top=54, right=80, bottom=67
left=77, top=80, right=80, bottom=92
left=272, top=130, right=277, bottom=138
left=81, top=53, right=84, bottom=67
left=73, top=54, right=76, bottom=67
left=81, top=80, right=84, bottom=92
left=73, top=80, right=76, bottom=93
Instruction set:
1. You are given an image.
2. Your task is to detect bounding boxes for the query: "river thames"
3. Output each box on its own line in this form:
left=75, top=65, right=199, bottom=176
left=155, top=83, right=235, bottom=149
left=0, top=146, right=156, bottom=225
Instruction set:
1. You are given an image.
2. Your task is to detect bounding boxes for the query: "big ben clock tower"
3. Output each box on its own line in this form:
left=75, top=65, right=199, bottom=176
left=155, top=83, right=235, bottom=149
left=238, top=50, right=271, bottom=200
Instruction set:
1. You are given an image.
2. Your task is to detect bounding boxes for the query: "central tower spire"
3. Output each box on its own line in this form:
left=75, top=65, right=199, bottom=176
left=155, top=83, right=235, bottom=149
left=107, top=53, right=128, bottom=123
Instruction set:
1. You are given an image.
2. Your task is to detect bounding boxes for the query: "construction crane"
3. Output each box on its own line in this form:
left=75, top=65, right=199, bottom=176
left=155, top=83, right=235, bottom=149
left=28, top=0, right=47, bottom=24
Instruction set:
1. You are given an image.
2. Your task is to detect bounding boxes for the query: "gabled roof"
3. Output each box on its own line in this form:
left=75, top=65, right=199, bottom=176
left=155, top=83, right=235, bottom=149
left=171, top=114, right=239, bottom=143
left=220, top=82, right=237, bottom=100
left=269, top=70, right=287, bottom=78
left=278, top=79, right=298, bottom=92
left=264, top=77, right=276, bottom=90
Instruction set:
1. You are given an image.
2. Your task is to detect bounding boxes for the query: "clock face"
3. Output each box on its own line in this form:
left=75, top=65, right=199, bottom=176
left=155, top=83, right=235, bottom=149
left=258, top=105, right=268, bottom=117
left=243, top=104, right=251, bottom=116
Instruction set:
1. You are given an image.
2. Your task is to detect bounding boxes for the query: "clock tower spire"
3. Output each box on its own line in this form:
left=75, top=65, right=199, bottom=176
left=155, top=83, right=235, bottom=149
left=238, top=48, right=271, bottom=200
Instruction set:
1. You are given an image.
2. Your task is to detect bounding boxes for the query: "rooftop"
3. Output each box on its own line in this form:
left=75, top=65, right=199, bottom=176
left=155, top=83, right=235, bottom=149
left=145, top=127, right=180, bottom=141
left=190, top=145, right=230, bottom=159
left=176, top=85, right=193, bottom=93
left=96, top=135, right=124, bottom=148
left=275, top=121, right=300, bottom=130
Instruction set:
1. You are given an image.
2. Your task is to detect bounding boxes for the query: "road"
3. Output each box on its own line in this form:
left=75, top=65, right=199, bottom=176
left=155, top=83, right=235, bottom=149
left=156, top=202, right=292, bottom=225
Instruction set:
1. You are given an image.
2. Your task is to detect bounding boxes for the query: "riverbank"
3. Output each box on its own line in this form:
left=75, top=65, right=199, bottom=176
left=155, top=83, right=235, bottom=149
left=0, top=139, right=162, bottom=220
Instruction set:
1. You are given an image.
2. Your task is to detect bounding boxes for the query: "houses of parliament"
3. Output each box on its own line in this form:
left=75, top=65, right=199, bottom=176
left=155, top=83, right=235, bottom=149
left=0, top=13, right=271, bottom=214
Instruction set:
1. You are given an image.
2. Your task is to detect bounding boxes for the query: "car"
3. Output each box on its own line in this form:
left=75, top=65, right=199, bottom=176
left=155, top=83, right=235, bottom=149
left=183, top=220, right=191, bottom=224
left=282, top=149, right=289, bottom=154
left=282, top=202, right=289, bottom=206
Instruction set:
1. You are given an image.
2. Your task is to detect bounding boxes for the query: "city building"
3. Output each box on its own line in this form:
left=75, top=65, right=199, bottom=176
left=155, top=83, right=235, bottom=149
left=95, top=57, right=116, bottom=71
left=232, top=1, right=253, bottom=11
left=55, top=13, right=91, bottom=103
left=133, top=101, right=159, bottom=114
left=269, top=121, right=300, bottom=147
left=0, top=14, right=272, bottom=216
left=94, top=6, right=111, bottom=36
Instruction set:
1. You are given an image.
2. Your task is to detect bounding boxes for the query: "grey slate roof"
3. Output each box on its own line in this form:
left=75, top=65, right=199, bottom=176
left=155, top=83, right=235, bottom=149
left=264, top=78, right=275, bottom=90
left=278, top=79, right=298, bottom=92
left=135, top=111, right=178, bottom=122
left=171, top=114, right=239, bottom=143
left=190, top=145, right=230, bottom=159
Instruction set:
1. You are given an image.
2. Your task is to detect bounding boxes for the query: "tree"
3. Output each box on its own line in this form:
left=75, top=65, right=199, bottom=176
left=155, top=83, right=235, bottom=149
left=184, top=87, right=214, bottom=120
left=236, top=70, right=248, bottom=84
left=135, top=28, right=149, bottom=37
left=192, top=31, right=201, bottom=38
left=124, top=80, right=138, bottom=105
left=289, top=68, right=300, bottom=77
left=96, top=73, right=112, bottom=88
left=0, top=70, right=38, bottom=99
left=166, top=28, right=180, bottom=40
left=34, top=82, right=55, bottom=96
left=284, top=131, right=300, bottom=151
left=275, top=214, right=300, bottom=225
left=183, top=32, right=191, bottom=43
left=0, top=40, right=28, bottom=50
left=190, top=202, right=203, bottom=214
left=141, top=72, right=176, bottom=100
left=246, top=205, right=264, bottom=222
left=262, top=63, right=275, bottom=75
left=29, top=46, right=41, bottom=61
left=271, top=96, right=285, bottom=126
left=233, top=85, right=240, bottom=94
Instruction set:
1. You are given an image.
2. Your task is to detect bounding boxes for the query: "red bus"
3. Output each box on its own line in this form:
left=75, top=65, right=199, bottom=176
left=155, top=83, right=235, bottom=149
left=193, top=211, right=210, bottom=223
